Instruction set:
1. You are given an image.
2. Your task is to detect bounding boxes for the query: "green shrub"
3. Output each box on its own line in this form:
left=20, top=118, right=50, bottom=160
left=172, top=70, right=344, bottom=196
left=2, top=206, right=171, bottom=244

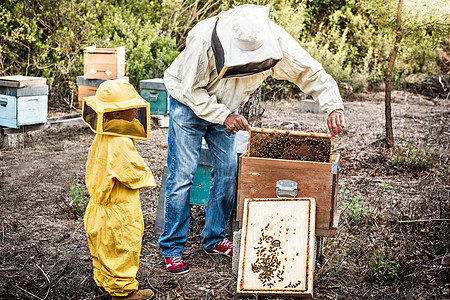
left=340, top=188, right=363, bottom=225
left=389, top=139, right=433, bottom=172
left=366, top=248, right=399, bottom=281
left=1, top=0, right=448, bottom=107
left=69, top=177, right=89, bottom=216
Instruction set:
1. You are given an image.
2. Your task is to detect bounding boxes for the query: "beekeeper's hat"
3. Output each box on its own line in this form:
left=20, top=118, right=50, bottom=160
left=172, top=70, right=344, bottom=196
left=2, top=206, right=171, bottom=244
left=81, top=79, right=151, bottom=140
left=212, top=4, right=283, bottom=79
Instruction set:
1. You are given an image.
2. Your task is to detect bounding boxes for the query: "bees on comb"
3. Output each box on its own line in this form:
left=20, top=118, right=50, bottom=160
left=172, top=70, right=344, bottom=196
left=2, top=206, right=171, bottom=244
left=249, top=131, right=332, bottom=162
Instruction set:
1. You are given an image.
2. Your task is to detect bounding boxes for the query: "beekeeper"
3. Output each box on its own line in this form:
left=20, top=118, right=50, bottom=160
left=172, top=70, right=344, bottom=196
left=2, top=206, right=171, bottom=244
left=158, top=4, right=345, bottom=274
left=83, top=80, right=156, bottom=300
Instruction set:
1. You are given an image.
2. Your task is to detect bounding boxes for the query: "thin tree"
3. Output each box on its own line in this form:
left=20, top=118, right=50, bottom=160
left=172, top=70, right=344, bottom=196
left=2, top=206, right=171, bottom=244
left=384, top=0, right=404, bottom=148
left=366, top=0, right=449, bottom=147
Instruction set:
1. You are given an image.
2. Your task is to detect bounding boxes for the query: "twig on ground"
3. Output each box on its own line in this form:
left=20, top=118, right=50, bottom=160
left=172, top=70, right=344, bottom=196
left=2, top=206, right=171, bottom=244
left=216, top=280, right=232, bottom=294
left=397, top=219, right=450, bottom=223
left=1, top=219, right=4, bottom=244
left=15, top=284, right=45, bottom=300
left=405, top=266, right=450, bottom=278
left=0, top=268, right=22, bottom=272
left=35, top=262, right=51, bottom=286
left=42, top=238, right=82, bottom=290
left=372, top=286, right=396, bottom=300
left=35, top=262, right=51, bottom=299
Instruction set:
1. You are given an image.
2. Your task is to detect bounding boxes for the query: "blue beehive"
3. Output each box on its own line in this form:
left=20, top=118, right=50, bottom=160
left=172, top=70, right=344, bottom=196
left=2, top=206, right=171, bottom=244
left=0, top=76, right=48, bottom=129
left=139, top=78, right=169, bottom=116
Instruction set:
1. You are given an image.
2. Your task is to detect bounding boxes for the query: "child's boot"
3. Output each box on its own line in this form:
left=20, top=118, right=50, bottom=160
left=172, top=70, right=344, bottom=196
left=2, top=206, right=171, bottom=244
left=111, top=289, right=154, bottom=300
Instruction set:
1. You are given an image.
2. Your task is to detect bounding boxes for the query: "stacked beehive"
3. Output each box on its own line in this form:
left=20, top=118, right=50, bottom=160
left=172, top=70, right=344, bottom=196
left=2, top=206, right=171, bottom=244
left=0, top=76, right=48, bottom=129
left=236, top=128, right=341, bottom=297
left=237, top=128, right=341, bottom=237
left=76, top=46, right=128, bottom=109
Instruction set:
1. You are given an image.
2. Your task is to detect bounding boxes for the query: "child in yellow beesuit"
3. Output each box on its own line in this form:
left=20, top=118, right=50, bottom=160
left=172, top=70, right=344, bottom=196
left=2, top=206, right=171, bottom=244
left=82, top=80, right=156, bottom=300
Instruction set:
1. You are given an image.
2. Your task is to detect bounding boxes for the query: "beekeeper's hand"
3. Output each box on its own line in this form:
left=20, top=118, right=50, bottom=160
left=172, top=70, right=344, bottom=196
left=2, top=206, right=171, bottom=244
left=327, top=109, right=345, bottom=138
left=224, top=114, right=251, bottom=132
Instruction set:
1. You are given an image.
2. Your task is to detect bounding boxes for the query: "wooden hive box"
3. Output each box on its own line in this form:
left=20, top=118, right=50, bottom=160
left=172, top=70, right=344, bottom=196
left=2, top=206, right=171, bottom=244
left=0, top=76, right=48, bottom=129
left=83, top=46, right=125, bottom=80
left=76, top=76, right=129, bottom=109
left=237, top=128, right=341, bottom=237
left=237, top=197, right=316, bottom=297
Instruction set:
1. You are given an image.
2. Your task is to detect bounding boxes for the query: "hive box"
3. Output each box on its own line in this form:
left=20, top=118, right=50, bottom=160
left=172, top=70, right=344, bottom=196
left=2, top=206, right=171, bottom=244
left=153, top=142, right=212, bottom=237
left=153, top=132, right=249, bottom=237
left=140, top=78, right=169, bottom=116
left=76, top=76, right=129, bottom=108
left=237, top=128, right=341, bottom=237
left=83, top=46, right=125, bottom=80
left=237, top=197, right=315, bottom=297
left=300, top=99, right=319, bottom=114
left=0, top=76, right=48, bottom=129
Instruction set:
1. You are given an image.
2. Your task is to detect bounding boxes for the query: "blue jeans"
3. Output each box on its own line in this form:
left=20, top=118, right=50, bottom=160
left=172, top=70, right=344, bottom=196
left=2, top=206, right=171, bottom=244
left=158, top=96, right=237, bottom=257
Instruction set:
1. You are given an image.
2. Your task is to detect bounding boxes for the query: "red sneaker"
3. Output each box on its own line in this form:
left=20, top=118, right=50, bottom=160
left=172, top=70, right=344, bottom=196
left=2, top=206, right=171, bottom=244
left=204, top=238, right=233, bottom=257
left=164, top=257, right=189, bottom=274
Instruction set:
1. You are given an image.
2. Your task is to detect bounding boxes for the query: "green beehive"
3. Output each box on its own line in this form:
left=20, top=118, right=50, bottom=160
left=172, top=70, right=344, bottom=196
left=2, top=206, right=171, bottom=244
left=189, top=144, right=213, bottom=206
left=153, top=132, right=249, bottom=237
left=139, top=78, right=169, bottom=115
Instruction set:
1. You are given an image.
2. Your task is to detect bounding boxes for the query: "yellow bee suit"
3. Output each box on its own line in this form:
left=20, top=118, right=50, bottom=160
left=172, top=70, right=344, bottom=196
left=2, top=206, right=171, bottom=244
left=84, top=119, right=156, bottom=296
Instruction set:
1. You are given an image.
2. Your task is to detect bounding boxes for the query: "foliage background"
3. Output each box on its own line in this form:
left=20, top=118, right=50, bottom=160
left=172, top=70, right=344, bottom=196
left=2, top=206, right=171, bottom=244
left=0, top=0, right=448, bottom=107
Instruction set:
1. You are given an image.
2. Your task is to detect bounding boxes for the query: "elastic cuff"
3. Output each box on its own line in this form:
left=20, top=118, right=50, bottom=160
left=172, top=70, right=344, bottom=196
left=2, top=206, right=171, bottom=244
left=327, top=107, right=345, bottom=115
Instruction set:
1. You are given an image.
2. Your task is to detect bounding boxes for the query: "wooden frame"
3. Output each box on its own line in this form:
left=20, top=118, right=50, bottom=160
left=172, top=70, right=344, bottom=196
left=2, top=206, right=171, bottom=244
left=237, top=197, right=315, bottom=298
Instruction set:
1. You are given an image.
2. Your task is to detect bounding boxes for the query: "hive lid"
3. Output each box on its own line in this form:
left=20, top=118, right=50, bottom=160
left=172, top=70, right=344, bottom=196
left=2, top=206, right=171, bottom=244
left=83, top=46, right=125, bottom=54
left=76, top=76, right=129, bottom=87
left=0, top=76, right=47, bottom=88
left=140, top=78, right=166, bottom=91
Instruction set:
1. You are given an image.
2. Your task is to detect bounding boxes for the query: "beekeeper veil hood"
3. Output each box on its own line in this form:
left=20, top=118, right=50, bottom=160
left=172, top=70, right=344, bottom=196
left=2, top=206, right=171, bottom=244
left=211, top=4, right=283, bottom=79
left=82, top=79, right=151, bottom=140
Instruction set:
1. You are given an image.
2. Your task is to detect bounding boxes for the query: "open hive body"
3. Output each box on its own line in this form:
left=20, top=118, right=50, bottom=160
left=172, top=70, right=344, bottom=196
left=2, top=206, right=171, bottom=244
left=237, top=197, right=316, bottom=297
left=237, top=128, right=341, bottom=237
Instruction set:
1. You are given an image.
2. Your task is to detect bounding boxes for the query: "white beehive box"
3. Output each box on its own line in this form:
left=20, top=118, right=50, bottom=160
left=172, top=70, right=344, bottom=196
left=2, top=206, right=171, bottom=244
left=0, top=76, right=48, bottom=129
left=237, top=197, right=316, bottom=298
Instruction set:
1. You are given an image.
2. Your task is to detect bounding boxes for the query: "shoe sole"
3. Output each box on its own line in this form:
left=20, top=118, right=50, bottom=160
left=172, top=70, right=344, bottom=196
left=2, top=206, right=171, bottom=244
left=167, top=267, right=190, bottom=275
left=203, top=249, right=232, bottom=257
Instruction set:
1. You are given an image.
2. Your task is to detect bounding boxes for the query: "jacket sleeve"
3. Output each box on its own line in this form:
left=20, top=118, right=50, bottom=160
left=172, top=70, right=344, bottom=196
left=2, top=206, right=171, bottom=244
left=270, top=22, right=344, bottom=115
left=166, top=36, right=231, bottom=124
left=110, top=138, right=156, bottom=190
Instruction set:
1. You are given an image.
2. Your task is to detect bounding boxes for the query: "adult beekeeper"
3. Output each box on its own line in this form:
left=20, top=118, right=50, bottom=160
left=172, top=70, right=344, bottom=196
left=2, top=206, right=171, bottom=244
left=83, top=79, right=156, bottom=300
left=158, top=4, right=345, bottom=274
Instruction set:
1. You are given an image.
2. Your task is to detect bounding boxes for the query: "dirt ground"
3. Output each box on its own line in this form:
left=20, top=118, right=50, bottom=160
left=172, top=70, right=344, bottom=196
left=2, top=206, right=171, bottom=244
left=0, top=91, right=449, bottom=299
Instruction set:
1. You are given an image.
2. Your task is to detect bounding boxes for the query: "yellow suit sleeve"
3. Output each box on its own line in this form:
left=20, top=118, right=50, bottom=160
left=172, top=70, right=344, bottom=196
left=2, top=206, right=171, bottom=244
left=109, top=137, right=156, bottom=190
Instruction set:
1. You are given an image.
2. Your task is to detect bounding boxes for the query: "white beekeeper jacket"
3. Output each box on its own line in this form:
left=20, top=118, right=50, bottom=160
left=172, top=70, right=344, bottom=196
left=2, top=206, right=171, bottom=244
left=164, top=6, right=344, bottom=125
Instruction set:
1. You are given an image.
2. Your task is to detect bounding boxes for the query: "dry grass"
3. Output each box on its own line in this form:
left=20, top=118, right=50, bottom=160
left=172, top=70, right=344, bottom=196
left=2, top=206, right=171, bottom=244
left=0, top=91, right=449, bottom=299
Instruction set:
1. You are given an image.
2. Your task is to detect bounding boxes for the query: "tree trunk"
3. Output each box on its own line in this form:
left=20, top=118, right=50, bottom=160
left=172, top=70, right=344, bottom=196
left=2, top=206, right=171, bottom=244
left=239, top=86, right=263, bottom=127
left=384, top=0, right=404, bottom=148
